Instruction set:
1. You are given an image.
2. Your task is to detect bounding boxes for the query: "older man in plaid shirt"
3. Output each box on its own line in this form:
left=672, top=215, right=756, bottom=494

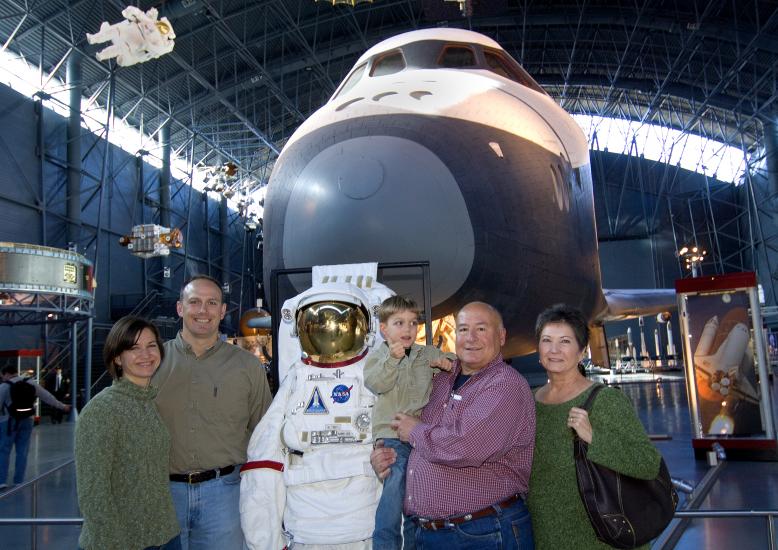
left=373, top=301, right=536, bottom=549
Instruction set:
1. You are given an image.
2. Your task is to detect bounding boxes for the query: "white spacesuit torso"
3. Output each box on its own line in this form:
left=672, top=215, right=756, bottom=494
left=86, top=6, right=175, bottom=67
left=241, top=263, right=393, bottom=549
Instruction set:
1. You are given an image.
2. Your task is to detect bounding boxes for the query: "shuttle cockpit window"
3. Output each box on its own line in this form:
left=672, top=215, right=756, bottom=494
left=370, top=50, right=406, bottom=77
left=484, top=49, right=548, bottom=95
left=333, top=62, right=367, bottom=99
left=437, top=45, right=477, bottom=68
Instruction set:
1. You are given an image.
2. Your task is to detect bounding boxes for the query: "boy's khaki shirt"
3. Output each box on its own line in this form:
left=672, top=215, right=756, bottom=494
left=364, top=342, right=455, bottom=440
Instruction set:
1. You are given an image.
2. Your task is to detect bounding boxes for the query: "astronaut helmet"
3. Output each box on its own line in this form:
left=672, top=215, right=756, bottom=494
left=295, top=291, right=374, bottom=367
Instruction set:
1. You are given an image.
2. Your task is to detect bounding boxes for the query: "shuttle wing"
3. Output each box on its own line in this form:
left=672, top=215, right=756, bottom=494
left=598, top=288, right=677, bottom=321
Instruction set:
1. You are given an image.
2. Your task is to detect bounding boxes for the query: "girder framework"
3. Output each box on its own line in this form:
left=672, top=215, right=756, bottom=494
left=0, top=1, right=777, bottom=306
left=0, top=1, right=774, bottom=188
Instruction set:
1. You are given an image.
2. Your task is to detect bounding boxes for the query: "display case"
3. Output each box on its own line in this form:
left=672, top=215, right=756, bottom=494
left=676, top=272, right=777, bottom=460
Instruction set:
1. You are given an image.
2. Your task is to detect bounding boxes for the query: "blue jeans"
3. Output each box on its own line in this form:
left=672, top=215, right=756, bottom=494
left=169, top=466, right=244, bottom=550
left=408, top=497, right=534, bottom=550
left=373, top=438, right=415, bottom=550
left=0, top=417, right=34, bottom=485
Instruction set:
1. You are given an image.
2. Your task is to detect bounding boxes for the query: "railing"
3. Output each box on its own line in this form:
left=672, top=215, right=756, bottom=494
left=129, top=289, right=162, bottom=317
left=662, top=470, right=778, bottom=548
left=653, top=443, right=778, bottom=550
left=2, top=453, right=777, bottom=550
left=671, top=510, right=777, bottom=550
left=0, top=459, right=82, bottom=549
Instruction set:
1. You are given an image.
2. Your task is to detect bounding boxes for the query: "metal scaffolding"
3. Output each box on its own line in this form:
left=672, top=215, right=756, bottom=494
left=0, top=1, right=776, bottom=306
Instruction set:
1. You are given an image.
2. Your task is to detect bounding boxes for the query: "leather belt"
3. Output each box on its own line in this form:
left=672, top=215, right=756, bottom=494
left=169, top=465, right=235, bottom=484
left=416, top=494, right=523, bottom=530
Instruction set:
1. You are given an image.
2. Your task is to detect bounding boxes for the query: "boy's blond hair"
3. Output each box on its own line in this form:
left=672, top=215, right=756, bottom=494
left=377, top=295, right=421, bottom=323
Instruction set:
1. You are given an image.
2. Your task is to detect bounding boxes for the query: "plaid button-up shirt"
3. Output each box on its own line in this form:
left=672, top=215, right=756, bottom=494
left=405, top=354, right=535, bottom=518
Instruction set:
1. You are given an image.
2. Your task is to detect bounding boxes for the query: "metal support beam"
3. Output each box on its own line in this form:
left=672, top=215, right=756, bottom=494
left=764, top=120, right=778, bottom=204
left=35, top=97, right=47, bottom=246
left=84, top=316, right=93, bottom=403
left=220, top=195, right=230, bottom=290
left=160, top=121, right=172, bottom=228
left=160, top=121, right=172, bottom=290
left=69, top=321, right=78, bottom=418
left=66, top=52, right=82, bottom=249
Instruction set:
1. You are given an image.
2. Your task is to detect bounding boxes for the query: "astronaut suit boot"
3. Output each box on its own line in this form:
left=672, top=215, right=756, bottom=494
left=241, top=263, right=394, bottom=549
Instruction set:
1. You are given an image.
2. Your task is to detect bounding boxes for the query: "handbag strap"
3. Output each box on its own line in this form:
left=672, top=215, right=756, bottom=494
left=572, top=384, right=605, bottom=449
left=579, top=383, right=605, bottom=413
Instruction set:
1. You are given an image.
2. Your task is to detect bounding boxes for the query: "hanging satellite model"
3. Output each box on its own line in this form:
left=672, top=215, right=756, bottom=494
left=86, top=6, right=175, bottom=67
left=119, top=225, right=182, bottom=258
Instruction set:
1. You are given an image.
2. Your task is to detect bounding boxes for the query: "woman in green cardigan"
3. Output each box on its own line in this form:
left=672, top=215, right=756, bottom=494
left=528, top=304, right=661, bottom=549
left=75, top=316, right=180, bottom=550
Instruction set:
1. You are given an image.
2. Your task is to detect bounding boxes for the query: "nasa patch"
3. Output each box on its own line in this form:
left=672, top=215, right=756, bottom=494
left=331, top=384, right=353, bottom=404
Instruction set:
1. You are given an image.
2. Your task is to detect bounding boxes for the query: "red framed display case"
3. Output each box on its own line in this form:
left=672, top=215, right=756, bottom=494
left=676, top=272, right=777, bottom=460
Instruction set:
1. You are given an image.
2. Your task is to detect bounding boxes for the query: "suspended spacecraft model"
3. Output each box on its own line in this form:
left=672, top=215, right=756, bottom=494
left=119, top=224, right=182, bottom=258
left=86, top=6, right=175, bottom=67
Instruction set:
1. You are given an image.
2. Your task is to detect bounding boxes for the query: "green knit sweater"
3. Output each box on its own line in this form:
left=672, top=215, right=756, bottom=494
left=75, top=378, right=179, bottom=550
left=528, top=385, right=661, bottom=550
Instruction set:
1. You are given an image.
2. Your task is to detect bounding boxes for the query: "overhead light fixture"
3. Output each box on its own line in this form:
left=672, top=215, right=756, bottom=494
left=444, top=0, right=471, bottom=16
left=677, top=244, right=707, bottom=277
left=200, top=162, right=240, bottom=194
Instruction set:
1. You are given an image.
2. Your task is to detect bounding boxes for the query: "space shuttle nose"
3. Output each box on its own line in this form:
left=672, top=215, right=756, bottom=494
left=270, top=133, right=475, bottom=305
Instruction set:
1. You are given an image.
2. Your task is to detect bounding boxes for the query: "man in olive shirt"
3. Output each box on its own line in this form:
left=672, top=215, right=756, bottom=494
left=153, top=275, right=273, bottom=550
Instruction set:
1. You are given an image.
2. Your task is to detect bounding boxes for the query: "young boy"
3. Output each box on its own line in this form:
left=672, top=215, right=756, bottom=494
left=364, top=295, right=454, bottom=550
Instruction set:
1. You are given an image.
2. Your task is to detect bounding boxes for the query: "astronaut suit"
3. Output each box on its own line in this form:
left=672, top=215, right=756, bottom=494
left=241, top=263, right=394, bottom=549
left=86, top=6, right=175, bottom=67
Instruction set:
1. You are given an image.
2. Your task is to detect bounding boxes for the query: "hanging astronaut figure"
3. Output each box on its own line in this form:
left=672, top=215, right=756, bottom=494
left=86, top=6, right=175, bottom=67
left=241, top=263, right=394, bottom=549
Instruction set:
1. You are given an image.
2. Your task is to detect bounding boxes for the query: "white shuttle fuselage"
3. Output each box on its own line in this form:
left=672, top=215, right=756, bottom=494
left=263, top=28, right=669, bottom=357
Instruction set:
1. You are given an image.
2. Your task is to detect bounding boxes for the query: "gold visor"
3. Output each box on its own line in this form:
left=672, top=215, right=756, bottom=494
left=297, top=300, right=368, bottom=364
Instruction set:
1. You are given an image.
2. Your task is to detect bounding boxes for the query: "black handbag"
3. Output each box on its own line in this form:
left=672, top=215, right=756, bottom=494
left=573, top=384, right=678, bottom=549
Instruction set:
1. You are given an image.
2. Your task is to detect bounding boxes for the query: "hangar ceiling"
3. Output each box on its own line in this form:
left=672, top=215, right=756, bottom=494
left=0, top=0, right=776, bottom=195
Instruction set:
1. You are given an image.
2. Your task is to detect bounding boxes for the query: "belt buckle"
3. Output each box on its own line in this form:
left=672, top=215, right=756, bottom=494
left=187, top=471, right=202, bottom=484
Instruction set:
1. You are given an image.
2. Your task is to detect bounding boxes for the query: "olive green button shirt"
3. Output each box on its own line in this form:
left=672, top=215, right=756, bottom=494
left=153, top=332, right=273, bottom=474
left=365, top=342, right=455, bottom=440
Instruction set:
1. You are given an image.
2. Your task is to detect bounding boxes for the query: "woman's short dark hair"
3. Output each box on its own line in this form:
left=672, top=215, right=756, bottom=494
left=103, top=316, right=165, bottom=380
left=534, top=303, right=589, bottom=351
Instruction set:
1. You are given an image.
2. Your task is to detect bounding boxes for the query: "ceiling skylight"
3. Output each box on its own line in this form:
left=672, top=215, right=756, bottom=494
left=573, top=114, right=749, bottom=184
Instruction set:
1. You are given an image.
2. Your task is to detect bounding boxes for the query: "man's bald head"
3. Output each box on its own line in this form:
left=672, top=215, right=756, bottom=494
left=457, top=301, right=504, bottom=329
left=455, top=302, right=507, bottom=375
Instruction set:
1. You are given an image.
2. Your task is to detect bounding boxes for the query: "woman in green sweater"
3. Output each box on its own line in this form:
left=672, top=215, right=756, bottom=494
left=528, top=304, right=661, bottom=549
left=75, top=316, right=180, bottom=550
